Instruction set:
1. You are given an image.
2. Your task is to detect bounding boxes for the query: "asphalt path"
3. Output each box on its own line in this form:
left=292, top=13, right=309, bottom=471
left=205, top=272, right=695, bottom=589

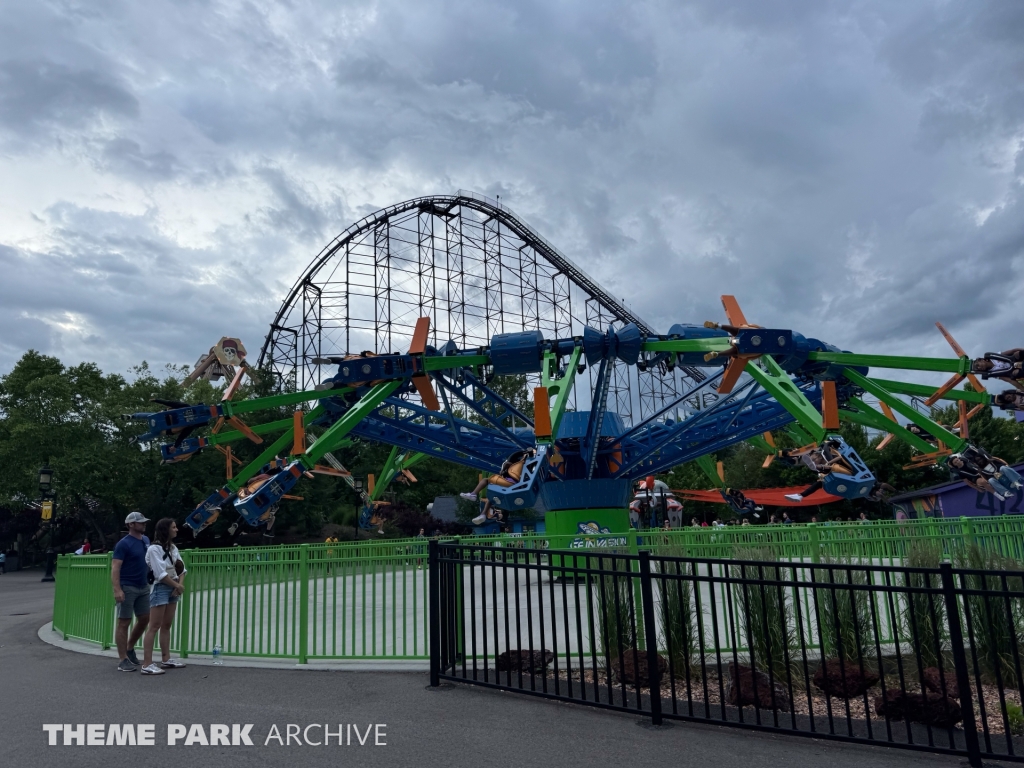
left=0, top=568, right=967, bottom=768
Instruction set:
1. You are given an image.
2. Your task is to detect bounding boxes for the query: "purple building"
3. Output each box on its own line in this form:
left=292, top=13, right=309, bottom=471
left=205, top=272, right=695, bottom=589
left=889, top=462, right=1024, bottom=519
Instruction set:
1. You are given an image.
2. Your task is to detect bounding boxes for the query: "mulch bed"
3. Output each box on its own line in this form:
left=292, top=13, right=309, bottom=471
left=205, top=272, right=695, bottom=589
left=536, top=662, right=1023, bottom=737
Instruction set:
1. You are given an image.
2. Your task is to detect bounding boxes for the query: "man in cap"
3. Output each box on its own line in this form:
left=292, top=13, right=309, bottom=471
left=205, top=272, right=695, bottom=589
left=111, top=512, right=152, bottom=671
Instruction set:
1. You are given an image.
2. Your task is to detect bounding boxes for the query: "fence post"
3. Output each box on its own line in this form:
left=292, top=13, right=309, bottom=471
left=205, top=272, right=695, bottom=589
left=939, top=562, right=982, bottom=768
left=178, top=550, right=191, bottom=659
left=638, top=550, right=663, bottom=725
left=299, top=544, right=309, bottom=664
left=103, top=553, right=114, bottom=650
left=960, top=516, right=976, bottom=551
left=56, top=557, right=69, bottom=638
left=429, top=539, right=440, bottom=687
left=807, top=522, right=820, bottom=564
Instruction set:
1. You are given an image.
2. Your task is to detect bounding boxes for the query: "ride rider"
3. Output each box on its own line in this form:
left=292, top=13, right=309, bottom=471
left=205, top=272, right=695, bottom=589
left=783, top=439, right=853, bottom=502
left=949, top=445, right=1024, bottom=500
left=461, top=449, right=535, bottom=525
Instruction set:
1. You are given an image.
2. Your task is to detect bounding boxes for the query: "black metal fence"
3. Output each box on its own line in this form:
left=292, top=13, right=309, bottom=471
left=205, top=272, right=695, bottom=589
left=428, top=539, right=1024, bottom=766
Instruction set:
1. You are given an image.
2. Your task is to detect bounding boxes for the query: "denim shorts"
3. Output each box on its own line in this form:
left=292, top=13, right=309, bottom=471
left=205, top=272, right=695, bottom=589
left=150, top=582, right=180, bottom=608
left=116, top=584, right=151, bottom=619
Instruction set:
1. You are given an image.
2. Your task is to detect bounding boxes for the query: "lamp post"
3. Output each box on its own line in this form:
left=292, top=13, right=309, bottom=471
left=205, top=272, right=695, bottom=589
left=39, top=465, right=56, bottom=582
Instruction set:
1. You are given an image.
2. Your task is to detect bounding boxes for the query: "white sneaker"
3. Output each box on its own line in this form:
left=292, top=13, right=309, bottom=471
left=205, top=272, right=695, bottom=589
left=784, top=494, right=803, bottom=502
left=140, top=663, right=165, bottom=675
left=160, top=658, right=186, bottom=669
left=472, top=514, right=487, bottom=525
left=995, top=492, right=1006, bottom=501
left=460, top=492, right=478, bottom=501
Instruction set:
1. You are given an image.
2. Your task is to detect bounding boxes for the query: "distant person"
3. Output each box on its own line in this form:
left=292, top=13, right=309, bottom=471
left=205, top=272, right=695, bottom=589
left=324, top=535, right=338, bottom=573
left=111, top=512, right=152, bottom=672
left=74, top=537, right=91, bottom=555
left=416, top=528, right=426, bottom=569
left=782, top=512, right=793, bottom=525
left=140, top=518, right=187, bottom=675
left=0, top=550, right=5, bottom=574
left=810, top=515, right=819, bottom=524
left=691, top=517, right=700, bottom=528
left=858, top=512, right=870, bottom=524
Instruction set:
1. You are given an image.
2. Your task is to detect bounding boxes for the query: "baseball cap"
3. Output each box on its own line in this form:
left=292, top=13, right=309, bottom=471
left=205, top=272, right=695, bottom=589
left=124, top=511, right=150, bottom=524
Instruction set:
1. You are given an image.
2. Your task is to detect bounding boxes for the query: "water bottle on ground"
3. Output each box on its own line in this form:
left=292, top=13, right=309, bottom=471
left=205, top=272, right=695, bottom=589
left=212, top=643, right=223, bottom=665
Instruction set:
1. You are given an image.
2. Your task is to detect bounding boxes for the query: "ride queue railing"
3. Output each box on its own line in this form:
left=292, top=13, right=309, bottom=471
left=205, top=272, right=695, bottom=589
left=50, top=515, right=1024, bottom=663
left=431, top=540, right=1024, bottom=767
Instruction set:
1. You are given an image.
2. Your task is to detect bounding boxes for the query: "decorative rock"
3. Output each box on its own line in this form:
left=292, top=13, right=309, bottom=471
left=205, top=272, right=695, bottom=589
left=611, top=651, right=667, bottom=688
left=725, top=662, right=791, bottom=710
left=496, top=649, right=554, bottom=673
left=920, top=667, right=960, bottom=699
left=874, top=690, right=962, bottom=728
left=812, top=659, right=880, bottom=699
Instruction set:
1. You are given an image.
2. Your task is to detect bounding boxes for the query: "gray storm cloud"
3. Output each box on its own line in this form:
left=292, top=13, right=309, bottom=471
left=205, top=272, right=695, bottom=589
left=0, top=0, right=1021, bottom=378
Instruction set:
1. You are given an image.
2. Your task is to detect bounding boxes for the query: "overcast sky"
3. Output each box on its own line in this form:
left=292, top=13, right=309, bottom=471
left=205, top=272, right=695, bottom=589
left=1, top=0, right=1022, bottom=385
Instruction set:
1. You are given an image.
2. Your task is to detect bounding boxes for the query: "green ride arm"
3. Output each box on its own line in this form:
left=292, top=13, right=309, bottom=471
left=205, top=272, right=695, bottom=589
left=867, top=378, right=989, bottom=405
left=368, top=447, right=429, bottom=502
left=746, top=434, right=774, bottom=454
left=303, top=380, right=404, bottom=467
left=840, top=398, right=937, bottom=454
left=221, top=387, right=348, bottom=417
left=745, top=356, right=827, bottom=443
left=206, top=417, right=295, bottom=446
left=422, top=354, right=490, bottom=372
left=784, top=423, right=816, bottom=445
left=694, top=454, right=724, bottom=488
left=227, top=405, right=326, bottom=491
left=641, top=338, right=733, bottom=354
left=841, top=369, right=967, bottom=453
left=538, top=346, right=582, bottom=445
left=808, top=351, right=970, bottom=375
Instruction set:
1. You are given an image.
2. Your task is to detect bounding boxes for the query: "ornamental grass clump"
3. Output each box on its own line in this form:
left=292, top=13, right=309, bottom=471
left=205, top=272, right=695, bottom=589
left=731, top=547, right=797, bottom=681
left=816, top=557, right=873, bottom=664
left=902, top=539, right=946, bottom=670
left=812, top=557, right=880, bottom=698
left=954, top=544, right=1024, bottom=683
left=654, top=550, right=698, bottom=678
left=594, top=554, right=637, bottom=671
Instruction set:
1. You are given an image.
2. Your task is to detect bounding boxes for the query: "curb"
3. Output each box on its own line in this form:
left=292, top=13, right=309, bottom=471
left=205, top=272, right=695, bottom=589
left=37, top=623, right=430, bottom=672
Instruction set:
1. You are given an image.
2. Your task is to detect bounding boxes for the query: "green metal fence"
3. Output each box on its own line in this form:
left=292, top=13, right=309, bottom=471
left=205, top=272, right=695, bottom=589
left=50, top=516, right=1024, bottom=662
left=53, top=553, right=116, bottom=647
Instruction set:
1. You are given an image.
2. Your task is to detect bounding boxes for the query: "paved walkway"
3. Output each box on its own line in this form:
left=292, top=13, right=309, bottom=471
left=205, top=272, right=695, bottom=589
left=1, top=569, right=966, bottom=768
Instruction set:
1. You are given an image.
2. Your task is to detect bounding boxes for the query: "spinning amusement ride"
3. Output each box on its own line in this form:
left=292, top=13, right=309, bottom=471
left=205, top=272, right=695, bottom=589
left=130, top=193, right=1024, bottom=539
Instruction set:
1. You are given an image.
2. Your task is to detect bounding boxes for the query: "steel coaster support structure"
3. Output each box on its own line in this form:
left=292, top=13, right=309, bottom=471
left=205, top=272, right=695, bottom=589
left=260, top=192, right=708, bottom=423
